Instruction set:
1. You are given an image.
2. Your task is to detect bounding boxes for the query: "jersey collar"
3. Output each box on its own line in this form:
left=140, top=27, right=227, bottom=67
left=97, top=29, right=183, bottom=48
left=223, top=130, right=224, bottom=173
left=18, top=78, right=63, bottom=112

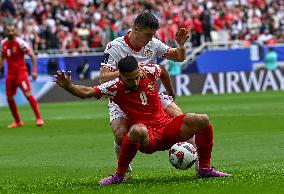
left=124, top=32, right=143, bottom=52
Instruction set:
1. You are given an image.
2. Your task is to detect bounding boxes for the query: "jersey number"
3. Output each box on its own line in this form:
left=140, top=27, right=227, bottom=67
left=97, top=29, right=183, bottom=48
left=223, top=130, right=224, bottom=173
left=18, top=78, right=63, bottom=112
left=140, top=91, right=147, bottom=105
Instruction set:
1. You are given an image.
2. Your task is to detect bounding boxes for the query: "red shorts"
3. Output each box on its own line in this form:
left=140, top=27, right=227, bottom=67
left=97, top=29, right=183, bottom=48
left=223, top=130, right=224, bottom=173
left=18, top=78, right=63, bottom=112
left=6, top=72, right=31, bottom=97
left=140, top=114, right=187, bottom=154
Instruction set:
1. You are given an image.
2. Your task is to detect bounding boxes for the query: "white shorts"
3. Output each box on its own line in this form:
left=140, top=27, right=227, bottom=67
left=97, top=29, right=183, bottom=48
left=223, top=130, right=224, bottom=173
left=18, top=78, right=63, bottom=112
left=108, top=93, right=173, bottom=123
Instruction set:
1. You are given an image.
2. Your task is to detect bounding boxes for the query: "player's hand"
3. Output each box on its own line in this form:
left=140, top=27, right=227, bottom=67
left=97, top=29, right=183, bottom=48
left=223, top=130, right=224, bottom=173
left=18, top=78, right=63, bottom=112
left=175, top=28, right=190, bottom=46
left=32, top=72, right=37, bottom=80
left=139, top=65, right=147, bottom=78
left=54, top=70, right=72, bottom=88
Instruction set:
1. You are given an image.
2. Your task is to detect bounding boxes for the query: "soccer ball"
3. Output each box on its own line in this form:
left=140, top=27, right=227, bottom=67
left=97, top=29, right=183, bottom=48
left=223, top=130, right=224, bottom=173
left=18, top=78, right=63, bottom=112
left=169, top=142, right=197, bottom=170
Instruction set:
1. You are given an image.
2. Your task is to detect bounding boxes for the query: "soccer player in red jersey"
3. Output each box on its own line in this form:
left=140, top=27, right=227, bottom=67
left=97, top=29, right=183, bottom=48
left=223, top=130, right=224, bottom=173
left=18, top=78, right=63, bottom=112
left=0, top=24, right=44, bottom=128
left=54, top=56, right=231, bottom=185
left=100, top=12, right=192, bottom=174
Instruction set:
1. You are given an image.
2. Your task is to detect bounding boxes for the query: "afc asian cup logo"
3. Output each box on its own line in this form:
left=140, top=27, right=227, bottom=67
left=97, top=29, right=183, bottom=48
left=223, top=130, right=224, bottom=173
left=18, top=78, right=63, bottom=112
left=144, top=48, right=153, bottom=58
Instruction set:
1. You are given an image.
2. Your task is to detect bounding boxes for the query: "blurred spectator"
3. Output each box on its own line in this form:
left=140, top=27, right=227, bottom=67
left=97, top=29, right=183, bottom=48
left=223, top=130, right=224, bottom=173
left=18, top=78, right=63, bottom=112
left=47, top=58, right=59, bottom=75
left=0, top=0, right=283, bottom=53
left=264, top=47, right=278, bottom=71
left=77, top=58, right=89, bottom=80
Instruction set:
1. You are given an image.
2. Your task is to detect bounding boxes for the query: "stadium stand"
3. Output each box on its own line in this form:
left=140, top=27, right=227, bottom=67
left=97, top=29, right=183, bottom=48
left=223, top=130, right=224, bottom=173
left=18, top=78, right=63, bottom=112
left=0, top=0, right=283, bottom=55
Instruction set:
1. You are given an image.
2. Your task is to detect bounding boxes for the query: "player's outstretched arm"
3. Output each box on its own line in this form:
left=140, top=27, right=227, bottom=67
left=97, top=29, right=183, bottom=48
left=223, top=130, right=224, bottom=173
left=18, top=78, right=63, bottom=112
left=54, top=70, right=97, bottom=99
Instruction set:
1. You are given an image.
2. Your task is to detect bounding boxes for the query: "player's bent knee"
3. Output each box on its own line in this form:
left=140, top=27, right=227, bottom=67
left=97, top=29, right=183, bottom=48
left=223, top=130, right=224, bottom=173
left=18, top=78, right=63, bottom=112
left=128, top=124, right=147, bottom=141
left=185, top=113, right=210, bottom=130
left=198, top=114, right=210, bottom=129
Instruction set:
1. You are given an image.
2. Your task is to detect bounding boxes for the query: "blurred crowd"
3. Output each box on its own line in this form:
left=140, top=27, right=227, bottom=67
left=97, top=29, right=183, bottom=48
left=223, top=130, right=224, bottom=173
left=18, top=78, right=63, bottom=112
left=0, top=0, right=283, bottom=54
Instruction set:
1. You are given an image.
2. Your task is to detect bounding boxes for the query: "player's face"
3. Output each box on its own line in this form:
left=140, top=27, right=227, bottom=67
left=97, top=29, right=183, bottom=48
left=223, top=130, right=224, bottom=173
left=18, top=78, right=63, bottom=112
left=6, top=25, right=16, bottom=40
left=134, top=27, right=156, bottom=47
left=120, top=68, right=140, bottom=91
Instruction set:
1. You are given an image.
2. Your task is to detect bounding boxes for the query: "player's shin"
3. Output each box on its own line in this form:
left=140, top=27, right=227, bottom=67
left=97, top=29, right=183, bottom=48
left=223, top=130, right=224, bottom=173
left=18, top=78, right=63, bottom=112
left=27, top=95, right=41, bottom=119
left=195, top=124, right=213, bottom=169
left=7, top=98, right=21, bottom=122
left=116, top=135, right=140, bottom=175
left=114, top=141, right=133, bottom=173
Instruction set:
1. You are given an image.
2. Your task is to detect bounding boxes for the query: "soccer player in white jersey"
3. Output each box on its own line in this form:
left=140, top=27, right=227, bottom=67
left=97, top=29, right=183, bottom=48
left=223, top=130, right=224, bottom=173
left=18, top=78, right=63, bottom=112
left=99, top=12, right=190, bottom=175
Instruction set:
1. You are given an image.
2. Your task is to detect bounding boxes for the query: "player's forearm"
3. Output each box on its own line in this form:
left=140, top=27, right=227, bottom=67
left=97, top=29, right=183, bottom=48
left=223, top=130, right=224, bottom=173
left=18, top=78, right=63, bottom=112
left=176, top=45, right=186, bottom=61
left=63, top=84, right=96, bottom=99
left=28, top=51, right=38, bottom=73
left=31, top=56, right=37, bottom=68
left=160, top=66, right=175, bottom=98
left=99, top=71, right=119, bottom=83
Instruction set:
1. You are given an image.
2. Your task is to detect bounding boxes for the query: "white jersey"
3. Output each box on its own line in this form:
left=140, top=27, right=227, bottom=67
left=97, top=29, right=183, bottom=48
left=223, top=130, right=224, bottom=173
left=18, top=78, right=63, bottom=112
left=100, top=33, right=173, bottom=123
left=101, top=33, right=170, bottom=71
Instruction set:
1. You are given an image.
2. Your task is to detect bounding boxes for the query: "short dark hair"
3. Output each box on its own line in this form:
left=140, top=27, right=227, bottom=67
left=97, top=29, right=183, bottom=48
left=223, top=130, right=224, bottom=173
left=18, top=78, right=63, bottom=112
left=118, top=56, right=138, bottom=73
left=134, top=12, right=159, bottom=30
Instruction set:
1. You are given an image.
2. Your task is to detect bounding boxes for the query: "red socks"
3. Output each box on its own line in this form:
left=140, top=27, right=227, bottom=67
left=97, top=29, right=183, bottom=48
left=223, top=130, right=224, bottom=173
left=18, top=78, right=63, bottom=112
left=7, top=98, right=21, bottom=122
left=116, top=135, right=140, bottom=175
left=27, top=95, right=41, bottom=119
left=195, top=124, right=213, bottom=169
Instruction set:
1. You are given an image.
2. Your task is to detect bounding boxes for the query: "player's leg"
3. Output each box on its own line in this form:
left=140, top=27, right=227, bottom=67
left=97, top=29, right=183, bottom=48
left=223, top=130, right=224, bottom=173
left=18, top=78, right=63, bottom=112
left=159, top=93, right=198, bottom=168
left=99, top=123, right=149, bottom=185
left=109, top=102, right=132, bottom=173
left=20, top=76, right=44, bottom=126
left=159, top=93, right=183, bottom=117
left=180, top=113, right=231, bottom=177
left=6, top=76, right=23, bottom=128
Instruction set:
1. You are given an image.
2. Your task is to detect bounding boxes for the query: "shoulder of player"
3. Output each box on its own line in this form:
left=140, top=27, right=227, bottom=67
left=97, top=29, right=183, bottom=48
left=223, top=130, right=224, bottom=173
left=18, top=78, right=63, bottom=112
left=14, top=37, right=30, bottom=49
left=1, top=38, right=8, bottom=46
left=105, top=37, right=124, bottom=53
left=142, top=64, right=161, bottom=74
left=14, top=37, right=27, bottom=44
left=99, top=78, right=120, bottom=88
left=150, top=37, right=164, bottom=45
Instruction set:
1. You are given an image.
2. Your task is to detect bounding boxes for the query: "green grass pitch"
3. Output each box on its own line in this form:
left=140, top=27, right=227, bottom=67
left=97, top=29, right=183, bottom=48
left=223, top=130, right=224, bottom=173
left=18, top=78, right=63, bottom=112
left=0, top=91, right=283, bottom=194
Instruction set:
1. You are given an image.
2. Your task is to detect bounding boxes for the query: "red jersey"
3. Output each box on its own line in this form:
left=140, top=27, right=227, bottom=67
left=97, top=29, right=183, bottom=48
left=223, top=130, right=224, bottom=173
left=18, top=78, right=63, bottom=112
left=94, top=64, right=171, bottom=128
left=1, top=37, right=31, bottom=75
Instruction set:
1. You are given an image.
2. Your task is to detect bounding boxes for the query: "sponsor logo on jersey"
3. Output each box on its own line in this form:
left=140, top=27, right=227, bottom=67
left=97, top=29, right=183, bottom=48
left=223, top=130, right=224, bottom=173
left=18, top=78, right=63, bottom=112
left=148, top=83, right=154, bottom=91
left=144, top=48, right=153, bottom=58
left=13, top=46, right=17, bottom=52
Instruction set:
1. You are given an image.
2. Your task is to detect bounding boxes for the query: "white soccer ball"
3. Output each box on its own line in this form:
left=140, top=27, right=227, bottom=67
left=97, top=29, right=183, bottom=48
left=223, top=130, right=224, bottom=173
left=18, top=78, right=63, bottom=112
left=169, top=142, right=198, bottom=170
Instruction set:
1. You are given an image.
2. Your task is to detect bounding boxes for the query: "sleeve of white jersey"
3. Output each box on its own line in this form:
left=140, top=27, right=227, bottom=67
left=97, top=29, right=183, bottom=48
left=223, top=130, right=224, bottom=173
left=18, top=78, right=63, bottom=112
left=100, top=42, right=119, bottom=72
left=153, top=38, right=170, bottom=59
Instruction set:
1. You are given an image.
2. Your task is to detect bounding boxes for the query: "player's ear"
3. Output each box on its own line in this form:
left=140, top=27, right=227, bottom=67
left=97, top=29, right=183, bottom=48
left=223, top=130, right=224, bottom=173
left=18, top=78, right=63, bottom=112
left=133, top=26, right=139, bottom=32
